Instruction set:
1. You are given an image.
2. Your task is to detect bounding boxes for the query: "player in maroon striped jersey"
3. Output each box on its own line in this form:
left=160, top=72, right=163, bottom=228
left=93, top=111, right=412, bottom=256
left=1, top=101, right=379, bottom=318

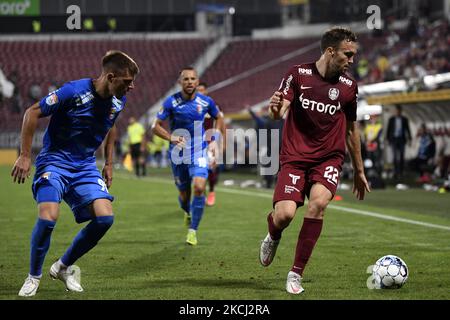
left=259, top=27, right=370, bottom=294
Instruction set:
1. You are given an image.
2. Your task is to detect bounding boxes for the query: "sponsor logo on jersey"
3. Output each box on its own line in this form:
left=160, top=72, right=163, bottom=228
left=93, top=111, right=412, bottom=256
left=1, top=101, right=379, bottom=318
left=339, top=76, right=353, bottom=87
left=300, top=85, right=312, bottom=90
left=76, top=92, right=94, bottom=106
left=289, top=173, right=300, bottom=185
left=298, top=68, right=312, bottom=75
left=45, top=93, right=58, bottom=106
left=282, top=74, right=293, bottom=95
left=299, top=93, right=341, bottom=115
left=284, top=185, right=300, bottom=194
left=328, top=88, right=340, bottom=100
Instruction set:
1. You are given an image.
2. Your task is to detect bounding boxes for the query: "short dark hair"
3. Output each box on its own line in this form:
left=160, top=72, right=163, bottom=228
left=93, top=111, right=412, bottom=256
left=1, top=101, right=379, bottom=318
left=198, top=82, right=208, bottom=88
left=320, top=27, right=357, bottom=53
left=180, top=66, right=196, bottom=74
left=102, top=50, right=139, bottom=76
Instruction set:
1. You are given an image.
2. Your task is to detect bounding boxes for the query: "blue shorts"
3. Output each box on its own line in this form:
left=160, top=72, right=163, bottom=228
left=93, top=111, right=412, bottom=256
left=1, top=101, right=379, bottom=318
left=170, top=162, right=208, bottom=191
left=32, top=165, right=114, bottom=223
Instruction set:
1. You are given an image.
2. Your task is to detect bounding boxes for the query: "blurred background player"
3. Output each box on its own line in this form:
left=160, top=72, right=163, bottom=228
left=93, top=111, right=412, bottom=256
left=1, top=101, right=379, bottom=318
left=259, top=27, right=370, bottom=294
left=147, top=133, right=169, bottom=168
left=152, top=67, right=225, bottom=245
left=11, top=50, right=139, bottom=297
left=197, top=82, right=225, bottom=206
left=127, top=116, right=146, bottom=177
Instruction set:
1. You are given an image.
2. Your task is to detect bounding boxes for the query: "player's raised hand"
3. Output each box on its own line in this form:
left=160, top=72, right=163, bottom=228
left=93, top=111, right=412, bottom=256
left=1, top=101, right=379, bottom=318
left=269, top=91, right=284, bottom=119
left=11, top=155, right=31, bottom=184
left=171, top=135, right=186, bottom=148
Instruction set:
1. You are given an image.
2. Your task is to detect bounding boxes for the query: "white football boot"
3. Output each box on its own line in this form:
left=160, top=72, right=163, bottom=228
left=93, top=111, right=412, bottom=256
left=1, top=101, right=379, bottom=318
left=49, top=261, right=83, bottom=292
left=286, top=271, right=305, bottom=294
left=18, top=275, right=40, bottom=297
left=259, top=233, right=280, bottom=267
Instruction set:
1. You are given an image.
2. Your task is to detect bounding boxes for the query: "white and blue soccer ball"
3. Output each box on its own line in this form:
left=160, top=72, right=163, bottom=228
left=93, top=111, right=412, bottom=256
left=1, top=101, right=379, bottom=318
left=372, top=255, right=408, bottom=289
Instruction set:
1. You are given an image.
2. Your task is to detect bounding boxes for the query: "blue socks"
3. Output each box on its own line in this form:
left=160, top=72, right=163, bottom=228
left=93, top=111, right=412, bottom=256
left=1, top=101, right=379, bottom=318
left=190, top=196, right=205, bottom=230
left=30, top=218, right=56, bottom=277
left=61, top=216, right=114, bottom=266
left=178, top=195, right=190, bottom=214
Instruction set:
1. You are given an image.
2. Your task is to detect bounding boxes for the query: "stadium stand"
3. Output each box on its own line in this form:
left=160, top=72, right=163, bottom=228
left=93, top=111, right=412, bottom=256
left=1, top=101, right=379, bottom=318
left=0, top=38, right=212, bottom=134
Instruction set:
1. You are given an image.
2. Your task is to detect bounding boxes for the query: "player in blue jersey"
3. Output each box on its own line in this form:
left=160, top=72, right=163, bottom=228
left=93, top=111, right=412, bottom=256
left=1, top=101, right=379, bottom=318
left=11, top=50, right=139, bottom=297
left=152, top=67, right=225, bottom=246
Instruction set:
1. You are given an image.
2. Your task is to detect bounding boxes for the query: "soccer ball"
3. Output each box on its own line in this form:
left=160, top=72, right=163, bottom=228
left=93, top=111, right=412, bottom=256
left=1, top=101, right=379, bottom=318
left=372, top=255, right=408, bottom=289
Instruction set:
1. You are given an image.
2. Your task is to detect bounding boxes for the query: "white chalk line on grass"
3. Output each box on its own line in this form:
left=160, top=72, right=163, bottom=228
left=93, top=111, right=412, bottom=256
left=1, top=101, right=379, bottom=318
left=115, top=174, right=450, bottom=232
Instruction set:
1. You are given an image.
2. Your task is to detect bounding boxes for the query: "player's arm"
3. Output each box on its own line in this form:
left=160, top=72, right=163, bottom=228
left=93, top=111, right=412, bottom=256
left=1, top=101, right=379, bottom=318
left=102, top=124, right=117, bottom=188
left=151, top=118, right=185, bottom=148
left=268, top=91, right=290, bottom=120
left=346, top=121, right=371, bottom=200
left=11, top=102, right=43, bottom=184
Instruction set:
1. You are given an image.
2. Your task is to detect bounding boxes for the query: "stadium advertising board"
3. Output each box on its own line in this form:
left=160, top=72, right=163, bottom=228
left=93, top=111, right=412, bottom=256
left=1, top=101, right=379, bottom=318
left=0, top=0, right=39, bottom=16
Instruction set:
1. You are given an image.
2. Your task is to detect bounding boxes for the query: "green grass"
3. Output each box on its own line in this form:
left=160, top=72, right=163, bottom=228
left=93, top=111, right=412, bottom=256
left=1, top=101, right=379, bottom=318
left=0, top=165, right=449, bottom=300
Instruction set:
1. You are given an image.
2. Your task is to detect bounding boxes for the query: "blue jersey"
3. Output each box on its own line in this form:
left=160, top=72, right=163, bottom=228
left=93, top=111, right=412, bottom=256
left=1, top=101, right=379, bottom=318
left=157, top=92, right=219, bottom=163
left=35, top=78, right=125, bottom=171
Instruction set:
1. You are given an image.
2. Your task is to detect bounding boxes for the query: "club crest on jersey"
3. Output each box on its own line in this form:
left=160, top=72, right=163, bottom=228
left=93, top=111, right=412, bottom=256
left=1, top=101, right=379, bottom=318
left=197, top=104, right=203, bottom=114
left=46, top=93, right=58, bottom=106
left=328, top=88, right=339, bottom=101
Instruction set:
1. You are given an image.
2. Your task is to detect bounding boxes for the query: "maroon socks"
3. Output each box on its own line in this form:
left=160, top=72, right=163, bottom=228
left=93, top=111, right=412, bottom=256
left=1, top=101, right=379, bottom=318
left=291, top=217, right=323, bottom=276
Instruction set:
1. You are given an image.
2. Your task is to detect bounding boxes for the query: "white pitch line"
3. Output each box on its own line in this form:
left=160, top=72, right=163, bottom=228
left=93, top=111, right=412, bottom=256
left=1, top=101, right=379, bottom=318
left=115, top=174, right=450, bottom=232
left=215, top=187, right=450, bottom=231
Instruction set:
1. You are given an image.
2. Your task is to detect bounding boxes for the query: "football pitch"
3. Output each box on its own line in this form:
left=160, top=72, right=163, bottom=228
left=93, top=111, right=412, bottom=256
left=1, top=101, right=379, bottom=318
left=0, top=165, right=449, bottom=300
